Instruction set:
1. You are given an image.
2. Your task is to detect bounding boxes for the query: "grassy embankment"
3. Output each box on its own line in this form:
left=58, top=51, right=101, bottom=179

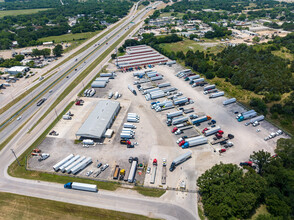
left=0, top=8, right=50, bottom=17
left=0, top=192, right=158, bottom=220
left=160, top=40, right=294, bottom=135
left=134, top=186, right=166, bottom=197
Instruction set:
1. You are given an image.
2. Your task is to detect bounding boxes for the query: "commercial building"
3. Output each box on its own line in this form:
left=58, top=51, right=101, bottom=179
left=76, top=100, right=120, bottom=139
left=116, top=45, right=168, bottom=69
left=5, top=66, right=29, bottom=75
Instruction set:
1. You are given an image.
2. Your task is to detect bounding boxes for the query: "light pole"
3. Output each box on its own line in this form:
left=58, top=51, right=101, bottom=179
left=11, top=149, right=21, bottom=166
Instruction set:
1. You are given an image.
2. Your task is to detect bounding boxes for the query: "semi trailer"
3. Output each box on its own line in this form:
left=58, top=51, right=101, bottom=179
left=223, top=98, right=236, bottom=105
left=191, top=116, right=211, bottom=125
left=169, top=151, right=192, bottom=171
left=64, top=182, right=97, bottom=192
left=209, top=91, right=224, bottom=98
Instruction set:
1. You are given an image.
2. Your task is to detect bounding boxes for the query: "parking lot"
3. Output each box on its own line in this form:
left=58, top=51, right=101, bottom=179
left=28, top=61, right=289, bottom=192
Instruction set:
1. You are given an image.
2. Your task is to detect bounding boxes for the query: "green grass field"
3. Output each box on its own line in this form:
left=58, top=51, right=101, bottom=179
left=160, top=12, right=185, bottom=18
left=0, top=192, right=157, bottom=220
left=39, top=31, right=102, bottom=44
left=0, top=8, right=50, bottom=18
left=160, top=39, right=224, bottom=54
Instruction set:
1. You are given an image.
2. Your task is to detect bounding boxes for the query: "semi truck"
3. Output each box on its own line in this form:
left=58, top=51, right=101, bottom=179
left=128, top=160, right=138, bottom=183
left=37, top=98, right=46, bottom=106
left=172, top=116, right=189, bottom=125
left=250, top=115, right=264, bottom=124
left=191, top=115, right=211, bottom=125
left=150, top=159, right=157, bottom=184
left=166, top=111, right=183, bottom=119
left=203, top=84, right=216, bottom=91
left=123, top=123, right=136, bottom=129
left=128, top=84, right=137, bottom=95
left=182, top=136, right=208, bottom=148
left=209, top=91, right=224, bottom=98
left=204, top=126, right=221, bottom=136
left=223, top=98, right=236, bottom=105
left=64, top=182, right=97, bottom=192
left=236, top=110, right=255, bottom=119
left=237, top=110, right=257, bottom=122
left=169, top=151, right=192, bottom=172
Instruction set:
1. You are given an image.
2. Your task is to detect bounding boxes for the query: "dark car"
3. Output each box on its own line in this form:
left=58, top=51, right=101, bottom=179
left=228, top=134, right=234, bottom=139
left=97, top=163, right=102, bottom=168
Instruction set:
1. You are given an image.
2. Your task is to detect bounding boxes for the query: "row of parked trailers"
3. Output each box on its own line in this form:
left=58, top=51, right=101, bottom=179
left=83, top=88, right=96, bottom=97
left=53, top=154, right=92, bottom=175
left=121, top=113, right=140, bottom=139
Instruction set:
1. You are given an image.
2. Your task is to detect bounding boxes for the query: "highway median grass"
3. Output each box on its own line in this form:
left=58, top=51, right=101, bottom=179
left=0, top=192, right=158, bottom=220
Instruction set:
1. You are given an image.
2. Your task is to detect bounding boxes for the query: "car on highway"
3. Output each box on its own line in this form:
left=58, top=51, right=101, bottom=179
left=17, top=116, right=22, bottom=121
left=49, top=90, right=53, bottom=93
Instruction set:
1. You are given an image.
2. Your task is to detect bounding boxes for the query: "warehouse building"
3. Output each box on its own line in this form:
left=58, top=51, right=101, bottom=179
left=5, top=66, right=29, bottom=75
left=116, top=45, right=168, bottom=69
left=76, top=100, right=120, bottom=139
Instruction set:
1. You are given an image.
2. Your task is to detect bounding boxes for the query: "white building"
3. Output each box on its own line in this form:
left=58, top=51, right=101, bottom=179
left=5, top=66, right=29, bottom=75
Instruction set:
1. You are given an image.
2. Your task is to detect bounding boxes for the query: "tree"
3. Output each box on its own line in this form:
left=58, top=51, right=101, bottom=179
left=41, top=48, right=51, bottom=58
left=32, top=49, right=41, bottom=57
left=14, top=55, right=24, bottom=61
left=53, top=44, right=63, bottom=57
left=250, top=150, right=271, bottom=175
left=118, top=47, right=124, bottom=53
left=111, top=54, right=116, bottom=59
left=253, top=36, right=261, bottom=43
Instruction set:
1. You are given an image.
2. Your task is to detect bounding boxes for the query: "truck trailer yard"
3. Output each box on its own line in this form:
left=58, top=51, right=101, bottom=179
left=28, top=61, right=289, bottom=192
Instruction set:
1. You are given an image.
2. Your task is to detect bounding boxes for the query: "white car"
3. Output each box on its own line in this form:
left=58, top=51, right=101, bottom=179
left=86, top=170, right=93, bottom=176
left=162, top=158, right=167, bottom=166
left=146, top=167, right=151, bottom=174
left=17, top=116, right=22, bottom=121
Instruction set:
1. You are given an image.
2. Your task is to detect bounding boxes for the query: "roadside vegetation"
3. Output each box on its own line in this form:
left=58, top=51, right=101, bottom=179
left=0, top=192, right=157, bottom=220
left=134, top=186, right=166, bottom=197
left=197, top=138, right=294, bottom=219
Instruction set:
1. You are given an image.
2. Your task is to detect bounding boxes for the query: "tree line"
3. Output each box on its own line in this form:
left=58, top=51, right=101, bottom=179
left=197, top=137, right=294, bottom=219
left=0, top=0, right=132, bottom=49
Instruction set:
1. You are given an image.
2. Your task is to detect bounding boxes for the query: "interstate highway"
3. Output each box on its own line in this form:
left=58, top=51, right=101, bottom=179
left=0, top=2, right=151, bottom=144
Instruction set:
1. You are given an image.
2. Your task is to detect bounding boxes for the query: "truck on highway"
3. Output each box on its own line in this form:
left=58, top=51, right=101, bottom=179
left=169, top=151, right=192, bottom=172
left=64, top=182, right=97, bottom=192
left=36, top=98, right=46, bottom=106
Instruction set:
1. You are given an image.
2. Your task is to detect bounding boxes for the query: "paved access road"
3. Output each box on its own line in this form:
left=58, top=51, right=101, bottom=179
left=0, top=1, right=198, bottom=219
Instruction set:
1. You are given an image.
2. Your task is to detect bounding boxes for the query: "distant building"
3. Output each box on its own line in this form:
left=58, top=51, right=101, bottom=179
left=5, top=66, right=29, bottom=75
left=12, top=41, right=18, bottom=47
left=43, top=42, right=54, bottom=46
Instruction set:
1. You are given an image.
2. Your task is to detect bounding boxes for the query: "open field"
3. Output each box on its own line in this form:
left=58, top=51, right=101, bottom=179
left=160, top=12, right=185, bottom=18
left=251, top=205, right=270, bottom=219
left=160, top=39, right=225, bottom=54
left=0, top=8, right=50, bottom=18
left=0, top=192, right=157, bottom=220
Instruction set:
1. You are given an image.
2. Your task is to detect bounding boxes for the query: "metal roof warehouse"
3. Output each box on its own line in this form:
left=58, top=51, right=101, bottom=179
left=76, top=100, right=120, bottom=139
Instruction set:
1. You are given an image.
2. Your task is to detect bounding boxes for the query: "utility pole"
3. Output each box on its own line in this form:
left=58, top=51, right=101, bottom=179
left=10, top=149, right=21, bottom=166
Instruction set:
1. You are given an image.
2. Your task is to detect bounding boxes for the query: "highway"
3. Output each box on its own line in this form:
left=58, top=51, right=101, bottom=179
left=0, top=1, right=146, bottom=143
left=0, top=1, right=198, bottom=219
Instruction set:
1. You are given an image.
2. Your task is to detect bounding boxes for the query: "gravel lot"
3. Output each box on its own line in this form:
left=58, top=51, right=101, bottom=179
left=29, top=61, right=289, bottom=192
